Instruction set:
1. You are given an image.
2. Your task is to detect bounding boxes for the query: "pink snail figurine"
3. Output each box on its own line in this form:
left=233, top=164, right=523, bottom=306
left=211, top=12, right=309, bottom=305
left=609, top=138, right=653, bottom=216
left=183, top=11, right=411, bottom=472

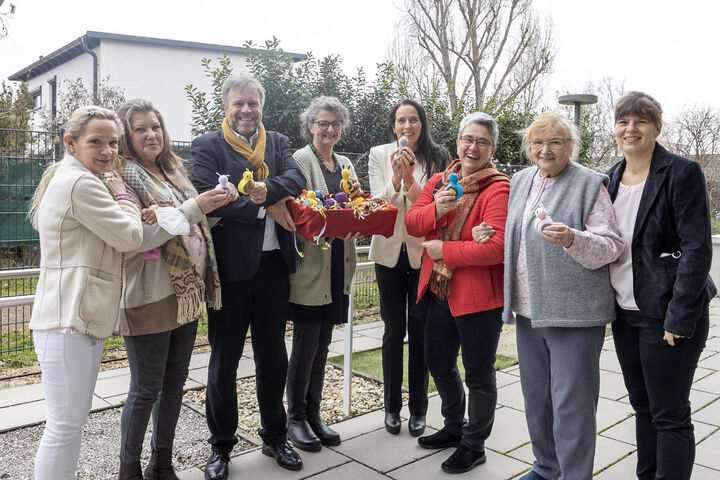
left=534, top=206, right=553, bottom=234
left=398, top=136, right=414, bottom=166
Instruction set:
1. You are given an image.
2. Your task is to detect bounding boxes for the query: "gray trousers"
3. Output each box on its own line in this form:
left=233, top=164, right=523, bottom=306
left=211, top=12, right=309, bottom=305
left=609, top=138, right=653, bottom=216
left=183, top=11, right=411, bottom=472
left=516, top=316, right=605, bottom=480
left=119, top=321, right=198, bottom=463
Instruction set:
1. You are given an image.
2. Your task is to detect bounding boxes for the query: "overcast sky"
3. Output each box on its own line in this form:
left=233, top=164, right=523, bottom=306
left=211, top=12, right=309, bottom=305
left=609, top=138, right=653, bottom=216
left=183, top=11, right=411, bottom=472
left=2, top=0, right=718, bottom=119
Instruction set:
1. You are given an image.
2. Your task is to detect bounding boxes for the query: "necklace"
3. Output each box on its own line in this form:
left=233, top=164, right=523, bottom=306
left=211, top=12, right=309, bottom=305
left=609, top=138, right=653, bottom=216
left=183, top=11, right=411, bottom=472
left=309, top=143, right=339, bottom=175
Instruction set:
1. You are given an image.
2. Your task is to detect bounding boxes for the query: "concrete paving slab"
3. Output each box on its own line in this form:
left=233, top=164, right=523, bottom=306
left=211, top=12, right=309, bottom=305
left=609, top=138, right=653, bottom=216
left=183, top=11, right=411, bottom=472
left=307, top=460, right=390, bottom=480
left=507, top=434, right=634, bottom=475
left=602, top=338, right=616, bottom=352
left=187, top=351, right=211, bottom=370
left=93, top=373, right=131, bottom=398
left=424, top=394, right=445, bottom=432
left=599, top=369, right=628, bottom=401
left=485, top=406, right=531, bottom=454
left=593, top=451, right=636, bottom=479
left=358, top=326, right=385, bottom=341
left=97, top=366, right=131, bottom=380
left=698, top=352, right=720, bottom=371
left=496, top=370, right=520, bottom=389
left=599, top=350, right=623, bottom=374
left=328, top=408, right=386, bottom=441
left=596, top=397, right=634, bottom=432
left=387, top=447, right=529, bottom=480
left=330, top=327, right=346, bottom=343
left=691, top=388, right=719, bottom=413
left=704, top=336, right=720, bottom=352
left=353, top=321, right=383, bottom=331
left=0, top=381, right=44, bottom=408
left=691, top=463, right=720, bottom=479
left=332, top=425, right=438, bottom=473
left=224, top=445, right=348, bottom=480
left=176, top=467, right=205, bottom=479
left=694, top=372, right=720, bottom=396
left=695, top=428, right=720, bottom=470
left=599, top=416, right=636, bottom=445
left=350, top=335, right=382, bottom=353
left=103, top=393, right=127, bottom=406
left=694, top=399, right=720, bottom=427
left=496, top=380, right=524, bottom=411
left=0, top=395, right=110, bottom=431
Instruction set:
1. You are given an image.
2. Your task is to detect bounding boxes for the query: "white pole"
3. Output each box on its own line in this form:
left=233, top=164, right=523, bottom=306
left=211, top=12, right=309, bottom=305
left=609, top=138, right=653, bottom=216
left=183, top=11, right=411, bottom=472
left=342, top=277, right=354, bottom=416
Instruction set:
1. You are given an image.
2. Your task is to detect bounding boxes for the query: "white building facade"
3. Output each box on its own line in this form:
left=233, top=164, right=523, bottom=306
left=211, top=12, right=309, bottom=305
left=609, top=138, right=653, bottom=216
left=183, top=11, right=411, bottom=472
left=8, top=31, right=303, bottom=141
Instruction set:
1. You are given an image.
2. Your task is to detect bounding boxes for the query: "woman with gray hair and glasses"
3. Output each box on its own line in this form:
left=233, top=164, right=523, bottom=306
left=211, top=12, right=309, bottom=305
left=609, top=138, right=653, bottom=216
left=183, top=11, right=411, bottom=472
left=503, top=112, right=623, bottom=480
left=405, top=112, right=509, bottom=474
left=286, top=96, right=362, bottom=452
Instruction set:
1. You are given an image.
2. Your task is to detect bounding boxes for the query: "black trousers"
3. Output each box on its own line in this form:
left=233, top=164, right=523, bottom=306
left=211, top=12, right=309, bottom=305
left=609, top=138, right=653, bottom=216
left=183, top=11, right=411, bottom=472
left=205, top=252, right=290, bottom=452
left=375, top=250, right=429, bottom=416
left=425, top=294, right=502, bottom=452
left=613, top=305, right=709, bottom=480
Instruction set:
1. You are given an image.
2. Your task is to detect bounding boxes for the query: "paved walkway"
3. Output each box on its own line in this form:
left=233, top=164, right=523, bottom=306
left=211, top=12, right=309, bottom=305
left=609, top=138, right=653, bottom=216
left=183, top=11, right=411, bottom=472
left=1, top=300, right=720, bottom=479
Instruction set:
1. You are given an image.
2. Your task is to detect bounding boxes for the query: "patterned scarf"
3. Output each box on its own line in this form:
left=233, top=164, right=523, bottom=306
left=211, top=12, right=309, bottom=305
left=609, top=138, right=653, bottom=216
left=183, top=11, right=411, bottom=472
left=120, top=160, right=222, bottom=323
left=429, top=159, right=510, bottom=299
left=221, top=118, right=269, bottom=180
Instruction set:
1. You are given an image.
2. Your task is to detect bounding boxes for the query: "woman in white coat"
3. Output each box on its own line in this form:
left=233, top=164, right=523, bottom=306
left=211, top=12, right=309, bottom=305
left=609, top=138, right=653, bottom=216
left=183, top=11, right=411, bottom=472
left=28, top=106, right=143, bottom=480
left=368, top=99, right=450, bottom=436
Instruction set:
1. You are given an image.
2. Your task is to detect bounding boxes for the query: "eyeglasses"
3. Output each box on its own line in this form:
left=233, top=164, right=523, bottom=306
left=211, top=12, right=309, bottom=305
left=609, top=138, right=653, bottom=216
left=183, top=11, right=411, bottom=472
left=459, top=136, right=493, bottom=148
left=312, top=121, right=343, bottom=130
left=531, top=139, right=571, bottom=150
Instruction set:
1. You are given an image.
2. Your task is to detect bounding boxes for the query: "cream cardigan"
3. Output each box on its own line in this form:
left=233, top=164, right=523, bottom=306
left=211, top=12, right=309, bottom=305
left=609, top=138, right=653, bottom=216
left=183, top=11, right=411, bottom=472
left=29, top=155, right=143, bottom=339
left=368, top=142, right=428, bottom=269
left=288, top=145, right=357, bottom=306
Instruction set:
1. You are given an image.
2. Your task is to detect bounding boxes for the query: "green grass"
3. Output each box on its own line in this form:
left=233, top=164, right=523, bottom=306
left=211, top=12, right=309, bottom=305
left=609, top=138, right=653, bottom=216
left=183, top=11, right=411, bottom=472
left=328, top=344, right=517, bottom=392
left=0, top=277, right=37, bottom=296
left=712, top=218, right=720, bottom=235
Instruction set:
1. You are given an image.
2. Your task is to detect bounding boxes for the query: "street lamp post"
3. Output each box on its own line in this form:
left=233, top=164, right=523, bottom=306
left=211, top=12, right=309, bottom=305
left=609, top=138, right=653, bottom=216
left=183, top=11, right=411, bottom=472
left=558, top=94, right=598, bottom=126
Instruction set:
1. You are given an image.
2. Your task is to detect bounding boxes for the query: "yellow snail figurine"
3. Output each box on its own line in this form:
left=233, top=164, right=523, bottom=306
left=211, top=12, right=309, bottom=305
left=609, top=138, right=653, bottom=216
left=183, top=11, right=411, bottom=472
left=238, top=168, right=255, bottom=195
left=306, top=190, right=319, bottom=207
left=340, top=169, right=356, bottom=195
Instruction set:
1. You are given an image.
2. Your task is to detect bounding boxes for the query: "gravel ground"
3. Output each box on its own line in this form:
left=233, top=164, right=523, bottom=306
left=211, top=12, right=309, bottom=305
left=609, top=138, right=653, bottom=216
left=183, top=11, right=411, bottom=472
left=0, top=366, right=390, bottom=479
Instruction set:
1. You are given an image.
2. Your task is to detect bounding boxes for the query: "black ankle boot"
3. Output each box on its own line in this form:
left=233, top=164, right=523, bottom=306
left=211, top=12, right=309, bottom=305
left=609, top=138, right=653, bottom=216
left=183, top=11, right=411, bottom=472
left=308, top=416, right=341, bottom=446
left=144, top=448, right=179, bottom=480
left=118, top=461, right=144, bottom=480
left=287, top=419, right=322, bottom=452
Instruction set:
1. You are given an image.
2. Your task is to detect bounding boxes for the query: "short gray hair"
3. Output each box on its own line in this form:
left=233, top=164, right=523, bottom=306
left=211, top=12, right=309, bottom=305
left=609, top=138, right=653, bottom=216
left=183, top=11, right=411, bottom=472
left=221, top=73, right=266, bottom=107
left=458, top=112, right=499, bottom=146
left=299, top=96, right=350, bottom=143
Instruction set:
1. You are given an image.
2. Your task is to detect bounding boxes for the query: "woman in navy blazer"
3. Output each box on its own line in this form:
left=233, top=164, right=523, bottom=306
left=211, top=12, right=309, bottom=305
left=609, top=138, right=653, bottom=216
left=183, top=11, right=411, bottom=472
left=607, top=91, right=715, bottom=480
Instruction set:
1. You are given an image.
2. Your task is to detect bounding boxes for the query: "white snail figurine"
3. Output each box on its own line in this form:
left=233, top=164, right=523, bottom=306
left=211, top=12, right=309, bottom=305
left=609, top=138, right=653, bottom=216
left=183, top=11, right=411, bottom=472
left=215, top=173, right=230, bottom=194
left=534, top=206, right=553, bottom=235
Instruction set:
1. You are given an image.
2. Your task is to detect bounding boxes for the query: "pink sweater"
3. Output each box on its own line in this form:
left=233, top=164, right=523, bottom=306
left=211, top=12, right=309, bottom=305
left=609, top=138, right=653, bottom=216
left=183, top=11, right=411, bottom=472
left=512, top=171, right=624, bottom=318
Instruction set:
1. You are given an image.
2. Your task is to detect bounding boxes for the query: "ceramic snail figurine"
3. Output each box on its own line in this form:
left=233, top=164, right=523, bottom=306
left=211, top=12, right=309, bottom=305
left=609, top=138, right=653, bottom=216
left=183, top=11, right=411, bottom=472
left=534, top=206, right=553, bottom=234
left=238, top=168, right=255, bottom=195
left=215, top=173, right=230, bottom=194
left=340, top=169, right=356, bottom=195
left=444, top=172, right=463, bottom=200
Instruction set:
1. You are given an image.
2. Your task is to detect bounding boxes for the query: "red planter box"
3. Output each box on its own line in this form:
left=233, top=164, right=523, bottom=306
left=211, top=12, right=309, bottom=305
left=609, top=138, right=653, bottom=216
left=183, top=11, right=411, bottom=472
left=287, top=199, right=398, bottom=241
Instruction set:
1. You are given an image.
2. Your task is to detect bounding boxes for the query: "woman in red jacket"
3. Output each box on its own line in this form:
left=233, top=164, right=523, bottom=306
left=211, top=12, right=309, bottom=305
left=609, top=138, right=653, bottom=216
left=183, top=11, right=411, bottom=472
left=405, top=111, right=509, bottom=474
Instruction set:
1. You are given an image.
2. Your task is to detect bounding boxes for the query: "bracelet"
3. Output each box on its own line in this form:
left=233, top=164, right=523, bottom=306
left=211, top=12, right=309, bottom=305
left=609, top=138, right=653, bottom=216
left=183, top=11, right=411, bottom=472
left=114, top=193, right=135, bottom=202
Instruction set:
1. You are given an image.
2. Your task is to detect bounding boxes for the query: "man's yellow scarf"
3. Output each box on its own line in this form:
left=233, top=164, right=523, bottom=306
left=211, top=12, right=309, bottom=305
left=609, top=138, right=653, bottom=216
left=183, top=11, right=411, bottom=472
left=221, top=117, right=269, bottom=180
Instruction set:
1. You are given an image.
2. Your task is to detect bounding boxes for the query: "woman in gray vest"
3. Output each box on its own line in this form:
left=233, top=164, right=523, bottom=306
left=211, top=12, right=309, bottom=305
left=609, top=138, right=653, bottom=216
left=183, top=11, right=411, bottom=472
left=504, top=112, right=624, bottom=480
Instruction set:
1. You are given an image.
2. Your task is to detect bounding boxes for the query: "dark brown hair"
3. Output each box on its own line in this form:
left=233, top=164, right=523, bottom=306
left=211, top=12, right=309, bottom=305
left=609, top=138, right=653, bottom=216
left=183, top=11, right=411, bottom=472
left=614, top=91, right=663, bottom=126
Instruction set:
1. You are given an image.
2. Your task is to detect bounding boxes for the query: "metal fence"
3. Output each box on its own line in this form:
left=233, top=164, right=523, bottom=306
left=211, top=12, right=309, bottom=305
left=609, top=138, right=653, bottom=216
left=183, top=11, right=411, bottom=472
left=0, top=127, right=528, bottom=378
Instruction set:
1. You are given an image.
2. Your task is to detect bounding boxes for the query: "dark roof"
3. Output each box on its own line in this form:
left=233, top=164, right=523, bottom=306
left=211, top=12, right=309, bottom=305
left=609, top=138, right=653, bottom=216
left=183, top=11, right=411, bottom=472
left=8, top=31, right=305, bottom=81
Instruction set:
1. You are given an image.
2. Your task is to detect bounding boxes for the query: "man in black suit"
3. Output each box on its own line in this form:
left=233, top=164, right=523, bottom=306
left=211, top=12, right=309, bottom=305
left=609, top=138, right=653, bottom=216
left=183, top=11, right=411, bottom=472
left=191, top=73, right=305, bottom=480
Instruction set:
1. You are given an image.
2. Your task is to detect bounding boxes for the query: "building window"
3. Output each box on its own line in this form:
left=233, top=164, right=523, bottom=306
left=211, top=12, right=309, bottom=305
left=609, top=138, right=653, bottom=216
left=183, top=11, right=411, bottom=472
left=32, top=88, right=42, bottom=110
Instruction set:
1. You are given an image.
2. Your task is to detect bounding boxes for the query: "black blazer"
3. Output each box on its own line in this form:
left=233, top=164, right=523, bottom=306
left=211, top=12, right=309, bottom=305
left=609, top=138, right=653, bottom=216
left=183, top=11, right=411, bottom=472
left=607, top=143, right=716, bottom=337
left=191, top=130, right=305, bottom=283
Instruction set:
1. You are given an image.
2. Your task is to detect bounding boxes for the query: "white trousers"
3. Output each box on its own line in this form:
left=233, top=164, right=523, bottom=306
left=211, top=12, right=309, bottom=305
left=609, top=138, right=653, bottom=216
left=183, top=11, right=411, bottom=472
left=33, top=330, right=104, bottom=480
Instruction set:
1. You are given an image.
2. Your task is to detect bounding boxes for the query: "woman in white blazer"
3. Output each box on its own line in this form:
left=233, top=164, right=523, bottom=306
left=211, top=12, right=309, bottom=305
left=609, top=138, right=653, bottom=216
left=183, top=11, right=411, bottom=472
left=368, top=99, right=450, bottom=436
left=28, top=106, right=143, bottom=480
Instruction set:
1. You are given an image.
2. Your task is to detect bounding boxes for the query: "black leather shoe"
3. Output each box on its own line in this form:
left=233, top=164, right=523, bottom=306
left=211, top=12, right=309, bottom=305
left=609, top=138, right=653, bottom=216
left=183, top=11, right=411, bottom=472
left=261, top=441, right=303, bottom=471
left=408, top=415, right=426, bottom=437
left=204, top=451, right=230, bottom=480
left=417, top=428, right=462, bottom=449
left=441, top=445, right=487, bottom=473
left=288, top=419, right=322, bottom=452
left=384, top=412, right=401, bottom=434
left=308, top=417, right=341, bottom=446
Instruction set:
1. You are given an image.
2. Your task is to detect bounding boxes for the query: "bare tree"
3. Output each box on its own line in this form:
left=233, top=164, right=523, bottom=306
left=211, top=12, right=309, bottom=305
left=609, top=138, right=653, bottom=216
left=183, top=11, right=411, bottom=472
left=40, top=76, right=126, bottom=131
left=0, top=0, right=15, bottom=39
left=397, top=0, right=554, bottom=112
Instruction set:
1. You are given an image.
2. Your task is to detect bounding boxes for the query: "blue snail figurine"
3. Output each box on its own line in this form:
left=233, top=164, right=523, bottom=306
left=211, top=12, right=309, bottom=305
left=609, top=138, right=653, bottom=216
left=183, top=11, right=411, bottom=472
left=444, top=172, right=463, bottom=200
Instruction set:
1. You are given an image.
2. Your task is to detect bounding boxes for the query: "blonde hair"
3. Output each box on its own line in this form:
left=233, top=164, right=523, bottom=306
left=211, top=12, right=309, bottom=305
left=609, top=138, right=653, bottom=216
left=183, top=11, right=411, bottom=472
left=28, top=106, right=123, bottom=229
left=116, top=98, right=185, bottom=174
left=519, top=111, right=581, bottom=163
